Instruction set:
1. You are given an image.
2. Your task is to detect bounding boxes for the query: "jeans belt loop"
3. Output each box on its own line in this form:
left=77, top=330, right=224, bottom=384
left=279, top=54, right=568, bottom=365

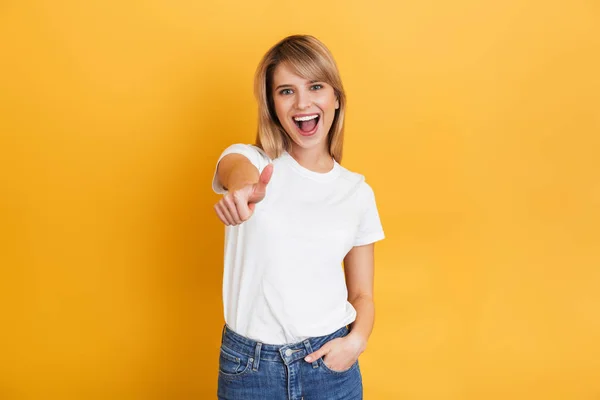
left=253, top=342, right=262, bottom=371
left=303, top=339, right=319, bottom=369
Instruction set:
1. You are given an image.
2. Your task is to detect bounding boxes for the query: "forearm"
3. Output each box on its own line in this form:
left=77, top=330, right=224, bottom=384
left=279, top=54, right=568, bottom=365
left=218, top=155, right=260, bottom=192
left=347, top=295, right=374, bottom=354
left=226, top=165, right=259, bottom=191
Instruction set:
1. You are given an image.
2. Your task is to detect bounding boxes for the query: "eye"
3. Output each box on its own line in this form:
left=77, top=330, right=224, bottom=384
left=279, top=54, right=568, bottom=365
left=279, top=88, right=293, bottom=95
left=310, top=84, right=323, bottom=90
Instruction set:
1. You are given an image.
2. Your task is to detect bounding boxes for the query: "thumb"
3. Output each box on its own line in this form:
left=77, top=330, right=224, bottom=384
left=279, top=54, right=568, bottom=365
left=305, top=345, right=329, bottom=363
left=248, top=163, right=273, bottom=205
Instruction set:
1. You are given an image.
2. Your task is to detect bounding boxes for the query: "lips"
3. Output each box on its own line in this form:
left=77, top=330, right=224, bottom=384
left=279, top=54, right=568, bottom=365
left=292, top=114, right=320, bottom=136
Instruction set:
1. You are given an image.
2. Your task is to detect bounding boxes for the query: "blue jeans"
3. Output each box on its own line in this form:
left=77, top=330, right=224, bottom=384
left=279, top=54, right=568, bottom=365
left=217, top=324, right=363, bottom=399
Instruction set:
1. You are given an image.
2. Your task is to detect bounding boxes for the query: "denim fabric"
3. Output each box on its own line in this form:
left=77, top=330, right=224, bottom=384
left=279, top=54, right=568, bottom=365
left=217, top=324, right=363, bottom=400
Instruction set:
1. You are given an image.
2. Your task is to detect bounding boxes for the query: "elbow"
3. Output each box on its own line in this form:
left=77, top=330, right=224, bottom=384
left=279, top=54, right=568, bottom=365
left=348, top=293, right=374, bottom=304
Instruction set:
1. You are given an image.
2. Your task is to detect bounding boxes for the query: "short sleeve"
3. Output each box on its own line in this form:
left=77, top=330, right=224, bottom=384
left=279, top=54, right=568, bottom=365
left=353, top=182, right=385, bottom=246
left=212, top=144, right=271, bottom=194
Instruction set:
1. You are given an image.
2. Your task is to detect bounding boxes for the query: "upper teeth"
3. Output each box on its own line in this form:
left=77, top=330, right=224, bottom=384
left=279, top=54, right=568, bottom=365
left=293, top=114, right=319, bottom=121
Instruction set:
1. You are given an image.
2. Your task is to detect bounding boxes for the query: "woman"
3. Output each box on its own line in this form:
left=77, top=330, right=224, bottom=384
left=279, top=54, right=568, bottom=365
left=212, top=34, right=384, bottom=400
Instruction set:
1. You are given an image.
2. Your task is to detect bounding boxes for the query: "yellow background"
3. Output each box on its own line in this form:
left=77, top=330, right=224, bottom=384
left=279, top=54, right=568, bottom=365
left=1, top=0, right=599, bottom=399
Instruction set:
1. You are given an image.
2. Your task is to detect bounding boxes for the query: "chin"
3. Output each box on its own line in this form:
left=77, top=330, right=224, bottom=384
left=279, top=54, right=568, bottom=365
left=288, top=130, right=327, bottom=149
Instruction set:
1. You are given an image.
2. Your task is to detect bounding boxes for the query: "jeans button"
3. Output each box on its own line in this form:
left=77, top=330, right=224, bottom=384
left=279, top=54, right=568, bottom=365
left=285, top=349, right=293, bottom=357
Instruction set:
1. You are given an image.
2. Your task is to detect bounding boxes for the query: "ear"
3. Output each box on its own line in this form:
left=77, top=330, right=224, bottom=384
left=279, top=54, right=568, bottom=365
left=335, top=98, right=340, bottom=109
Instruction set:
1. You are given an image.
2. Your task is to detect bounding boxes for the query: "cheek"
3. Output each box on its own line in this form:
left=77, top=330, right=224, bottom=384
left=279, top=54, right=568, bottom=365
left=317, top=98, right=337, bottom=118
left=316, top=92, right=337, bottom=111
left=273, top=99, right=290, bottom=122
left=272, top=105, right=286, bottom=124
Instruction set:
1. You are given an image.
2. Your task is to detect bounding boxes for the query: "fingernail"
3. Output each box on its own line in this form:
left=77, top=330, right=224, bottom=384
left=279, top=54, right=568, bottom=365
left=305, top=357, right=312, bottom=362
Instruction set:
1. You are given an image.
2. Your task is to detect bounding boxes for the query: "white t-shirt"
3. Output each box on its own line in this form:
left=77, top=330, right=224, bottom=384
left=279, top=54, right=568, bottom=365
left=212, top=144, right=385, bottom=344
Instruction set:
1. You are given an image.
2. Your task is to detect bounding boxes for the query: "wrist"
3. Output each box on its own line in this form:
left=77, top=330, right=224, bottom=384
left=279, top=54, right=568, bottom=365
left=347, top=331, right=368, bottom=353
left=228, top=181, right=255, bottom=193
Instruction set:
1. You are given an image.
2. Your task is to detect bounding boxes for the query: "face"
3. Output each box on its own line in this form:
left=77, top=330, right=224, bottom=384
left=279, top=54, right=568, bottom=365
left=271, top=63, right=339, bottom=155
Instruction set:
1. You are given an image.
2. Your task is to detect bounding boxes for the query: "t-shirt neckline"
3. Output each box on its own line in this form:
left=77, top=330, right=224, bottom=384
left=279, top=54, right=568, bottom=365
left=281, top=151, right=340, bottom=182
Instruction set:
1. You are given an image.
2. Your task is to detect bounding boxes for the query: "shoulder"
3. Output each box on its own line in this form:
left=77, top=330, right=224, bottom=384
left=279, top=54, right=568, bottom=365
left=337, top=164, right=376, bottom=192
left=220, top=143, right=270, bottom=161
left=336, top=164, right=365, bottom=184
left=336, top=164, right=378, bottom=201
left=218, top=143, right=272, bottom=171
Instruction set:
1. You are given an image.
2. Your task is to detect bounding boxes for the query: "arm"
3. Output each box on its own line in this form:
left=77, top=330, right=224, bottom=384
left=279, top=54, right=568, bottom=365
left=303, top=243, right=376, bottom=367
left=344, top=243, right=375, bottom=354
left=216, top=153, right=260, bottom=192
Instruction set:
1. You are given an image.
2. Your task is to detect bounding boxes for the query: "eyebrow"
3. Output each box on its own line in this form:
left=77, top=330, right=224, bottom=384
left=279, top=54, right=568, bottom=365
left=274, top=81, right=320, bottom=91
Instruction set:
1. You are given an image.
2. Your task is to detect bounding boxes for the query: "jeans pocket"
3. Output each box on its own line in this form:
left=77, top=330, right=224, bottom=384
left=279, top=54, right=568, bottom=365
left=319, top=357, right=359, bottom=375
left=218, top=345, right=252, bottom=378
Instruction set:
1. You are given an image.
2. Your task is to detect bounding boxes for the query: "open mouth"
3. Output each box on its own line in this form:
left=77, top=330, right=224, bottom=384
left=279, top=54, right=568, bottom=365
left=293, top=114, right=320, bottom=135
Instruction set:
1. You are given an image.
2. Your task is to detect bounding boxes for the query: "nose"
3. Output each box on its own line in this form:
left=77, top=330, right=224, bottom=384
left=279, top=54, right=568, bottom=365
left=295, top=89, right=312, bottom=110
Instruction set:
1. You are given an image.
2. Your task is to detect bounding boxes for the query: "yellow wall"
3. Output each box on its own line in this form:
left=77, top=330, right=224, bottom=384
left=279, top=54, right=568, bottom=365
left=1, top=0, right=599, bottom=398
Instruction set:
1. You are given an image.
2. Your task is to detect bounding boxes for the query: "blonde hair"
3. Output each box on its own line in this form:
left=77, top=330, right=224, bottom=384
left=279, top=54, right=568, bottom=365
left=254, top=35, right=347, bottom=163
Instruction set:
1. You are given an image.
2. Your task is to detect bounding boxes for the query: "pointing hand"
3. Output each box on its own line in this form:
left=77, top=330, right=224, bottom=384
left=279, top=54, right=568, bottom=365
left=214, top=164, right=274, bottom=226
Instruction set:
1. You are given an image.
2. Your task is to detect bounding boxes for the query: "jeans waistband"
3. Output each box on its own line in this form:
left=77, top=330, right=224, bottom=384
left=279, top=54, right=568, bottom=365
left=220, top=324, right=349, bottom=365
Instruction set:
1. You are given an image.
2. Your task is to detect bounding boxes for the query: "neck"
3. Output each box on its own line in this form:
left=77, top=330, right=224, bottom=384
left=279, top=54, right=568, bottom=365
left=289, top=145, right=334, bottom=173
